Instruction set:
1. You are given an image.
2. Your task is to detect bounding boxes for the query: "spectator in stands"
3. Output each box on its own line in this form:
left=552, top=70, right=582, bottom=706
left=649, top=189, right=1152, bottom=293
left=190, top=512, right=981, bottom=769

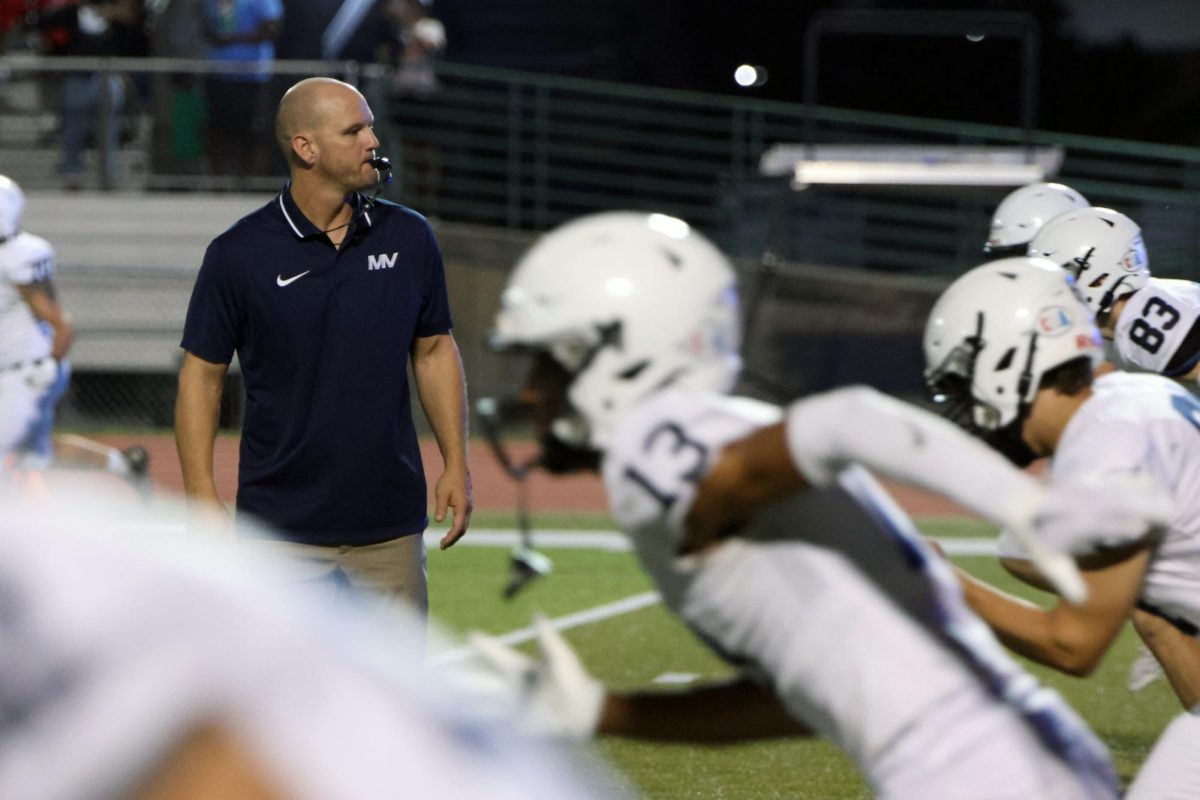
left=384, top=0, right=446, bottom=208
left=0, top=0, right=26, bottom=52
left=25, top=0, right=148, bottom=190
left=203, top=0, right=282, bottom=183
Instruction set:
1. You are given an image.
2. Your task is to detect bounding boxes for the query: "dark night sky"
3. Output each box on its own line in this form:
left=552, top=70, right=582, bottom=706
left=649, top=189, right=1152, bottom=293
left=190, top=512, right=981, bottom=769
left=432, top=0, right=1200, bottom=147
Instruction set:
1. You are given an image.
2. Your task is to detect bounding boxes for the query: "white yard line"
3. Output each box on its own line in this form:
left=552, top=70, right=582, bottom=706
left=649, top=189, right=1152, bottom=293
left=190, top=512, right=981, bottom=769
left=430, top=590, right=662, bottom=666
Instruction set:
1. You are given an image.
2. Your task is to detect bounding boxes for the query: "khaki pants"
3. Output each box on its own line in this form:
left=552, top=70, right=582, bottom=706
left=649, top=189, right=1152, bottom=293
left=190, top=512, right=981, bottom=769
left=241, top=533, right=428, bottom=621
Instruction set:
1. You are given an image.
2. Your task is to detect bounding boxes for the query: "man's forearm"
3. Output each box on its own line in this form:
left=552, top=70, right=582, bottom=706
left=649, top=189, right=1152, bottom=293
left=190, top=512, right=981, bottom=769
left=174, top=365, right=225, bottom=501
left=413, top=336, right=468, bottom=466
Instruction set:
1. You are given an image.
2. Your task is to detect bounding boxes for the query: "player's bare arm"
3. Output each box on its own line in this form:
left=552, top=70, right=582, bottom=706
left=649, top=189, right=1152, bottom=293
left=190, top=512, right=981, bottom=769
left=681, top=420, right=807, bottom=555
left=685, top=385, right=1101, bottom=600
left=999, top=556, right=1059, bottom=593
left=600, top=677, right=810, bottom=743
left=471, top=619, right=810, bottom=744
left=1131, top=607, right=1200, bottom=709
left=411, top=332, right=473, bottom=549
left=17, top=281, right=73, bottom=359
left=175, top=351, right=230, bottom=506
left=958, top=545, right=1152, bottom=676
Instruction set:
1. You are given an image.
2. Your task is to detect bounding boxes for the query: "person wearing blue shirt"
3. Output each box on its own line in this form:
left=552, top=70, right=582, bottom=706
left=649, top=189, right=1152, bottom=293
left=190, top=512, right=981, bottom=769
left=204, top=0, right=283, bottom=180
left=176, top=77, right=473, bottom=624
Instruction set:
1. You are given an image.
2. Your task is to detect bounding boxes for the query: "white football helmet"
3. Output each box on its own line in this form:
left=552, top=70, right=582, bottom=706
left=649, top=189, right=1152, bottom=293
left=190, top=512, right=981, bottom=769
left=492, top=211, right=742, bottom=451
left=985, top=182, right=1088, bottom=255
left=924, top=257, right=1103, bottom=434
left=0, top=175, right=25, bottom=241
left=1026, top=206, right=1149, bottom=318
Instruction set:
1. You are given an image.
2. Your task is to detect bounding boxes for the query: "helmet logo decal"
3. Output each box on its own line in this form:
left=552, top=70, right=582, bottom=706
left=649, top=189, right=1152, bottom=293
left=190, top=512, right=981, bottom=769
left=1122, top=244, right=1146, bottom=272
left=1070, top=246, right=1096, bottom=279
left=1036, top=306, right=1075, bottom=336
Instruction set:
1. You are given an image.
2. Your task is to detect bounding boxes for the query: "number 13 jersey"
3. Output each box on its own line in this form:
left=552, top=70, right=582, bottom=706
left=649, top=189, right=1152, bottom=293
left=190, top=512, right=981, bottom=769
left=1113, top=278, right=1200, bottom=379
left=600, top=389, right=1117, bottom=798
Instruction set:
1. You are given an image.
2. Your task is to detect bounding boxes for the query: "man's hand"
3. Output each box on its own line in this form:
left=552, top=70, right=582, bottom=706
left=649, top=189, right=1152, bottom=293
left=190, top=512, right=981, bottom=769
left=184, top=493, right=234, bottom=540
left=434, top=465, right=472, bottom=549
left=467, top=616, right=605, bottom=741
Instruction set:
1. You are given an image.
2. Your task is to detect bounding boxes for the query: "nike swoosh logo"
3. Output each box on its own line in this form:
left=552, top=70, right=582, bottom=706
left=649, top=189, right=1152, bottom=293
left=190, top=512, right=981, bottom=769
left=276, top=271, right=311, bottom=287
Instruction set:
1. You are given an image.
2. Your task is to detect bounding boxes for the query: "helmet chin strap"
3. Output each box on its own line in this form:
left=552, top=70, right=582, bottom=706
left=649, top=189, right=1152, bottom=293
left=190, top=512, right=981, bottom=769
left=1097, top=275, right=1131, bottom=317
left=1016, top=330, right=1038, bottom=404
left=539, top=432, right=601, bottom=474
left=984, top=331, right=1040, bottom=467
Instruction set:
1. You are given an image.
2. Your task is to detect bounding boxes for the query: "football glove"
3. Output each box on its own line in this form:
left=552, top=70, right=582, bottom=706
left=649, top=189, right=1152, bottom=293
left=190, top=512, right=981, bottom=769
left=467, top=615, right=605, bottom=741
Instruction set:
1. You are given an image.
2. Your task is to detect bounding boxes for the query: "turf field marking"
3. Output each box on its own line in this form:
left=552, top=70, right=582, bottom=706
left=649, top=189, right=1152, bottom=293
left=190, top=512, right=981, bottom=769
left=430, top=590, right=661, bottom=666
left=653, top=672, right=700, bottom=685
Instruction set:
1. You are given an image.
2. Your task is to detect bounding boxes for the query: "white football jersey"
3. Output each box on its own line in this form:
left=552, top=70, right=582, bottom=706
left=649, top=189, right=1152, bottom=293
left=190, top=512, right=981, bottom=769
left=603, top=389, right=1117, bottom=798
left=1052, top=372, right=1200, bottom=632
left=0, top=232, right=54, bottom=367
left=1113, top=278, right=1200, bottom=379
left=0, top=493, right=619, bottom=800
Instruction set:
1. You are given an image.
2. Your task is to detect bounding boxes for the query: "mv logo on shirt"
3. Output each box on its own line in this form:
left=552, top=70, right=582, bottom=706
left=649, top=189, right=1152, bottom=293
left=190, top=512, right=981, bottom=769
left=368, top=252, right=399, bottom=271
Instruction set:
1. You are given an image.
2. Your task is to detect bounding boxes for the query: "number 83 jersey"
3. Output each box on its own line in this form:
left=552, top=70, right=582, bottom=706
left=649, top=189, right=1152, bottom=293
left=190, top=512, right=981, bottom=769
left=1113, top=278, right=1200, bottom=379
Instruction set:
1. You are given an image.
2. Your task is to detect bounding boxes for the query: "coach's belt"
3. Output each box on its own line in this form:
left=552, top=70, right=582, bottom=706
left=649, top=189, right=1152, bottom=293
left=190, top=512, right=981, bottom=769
left=0, top=357, right=49, bottom=373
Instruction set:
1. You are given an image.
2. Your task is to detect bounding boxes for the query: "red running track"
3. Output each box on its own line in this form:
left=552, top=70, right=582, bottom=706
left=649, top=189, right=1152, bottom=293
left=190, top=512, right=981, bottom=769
left=87, top=434, right=974, bottom=518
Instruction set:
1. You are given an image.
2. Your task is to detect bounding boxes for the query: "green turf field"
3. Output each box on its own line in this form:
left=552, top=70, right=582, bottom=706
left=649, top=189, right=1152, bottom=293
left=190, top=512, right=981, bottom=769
left=428, top=512, right=1180, bottom=799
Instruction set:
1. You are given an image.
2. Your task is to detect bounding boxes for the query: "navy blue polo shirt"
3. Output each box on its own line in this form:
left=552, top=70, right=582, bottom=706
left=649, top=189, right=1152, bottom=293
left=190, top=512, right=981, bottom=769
left=181, top=187, right=453, bottom=545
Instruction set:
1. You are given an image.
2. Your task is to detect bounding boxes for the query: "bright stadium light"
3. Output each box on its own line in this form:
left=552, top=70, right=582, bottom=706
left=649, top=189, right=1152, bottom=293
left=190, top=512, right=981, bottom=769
left=733, top=64, right=768, bottom=88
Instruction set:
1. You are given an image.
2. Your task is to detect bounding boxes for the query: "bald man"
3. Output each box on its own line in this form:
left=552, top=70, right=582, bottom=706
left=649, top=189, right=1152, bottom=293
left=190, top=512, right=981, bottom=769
left=176, top=77, right=472, bottom=632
